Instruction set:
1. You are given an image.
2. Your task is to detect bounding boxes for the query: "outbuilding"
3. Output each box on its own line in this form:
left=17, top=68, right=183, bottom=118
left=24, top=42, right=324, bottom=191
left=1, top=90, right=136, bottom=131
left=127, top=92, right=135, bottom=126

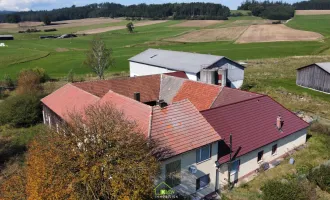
left=296, top=62, right=330, bottom=93
left=129, top=48, right=245, bottom=88
left=0, top=35, right=14, bottom=40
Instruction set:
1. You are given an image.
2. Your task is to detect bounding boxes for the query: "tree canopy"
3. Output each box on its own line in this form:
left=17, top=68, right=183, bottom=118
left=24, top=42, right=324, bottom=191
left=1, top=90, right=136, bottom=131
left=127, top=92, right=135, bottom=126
left=294, top=0, right=330, bottom=10
left=238, top=0, right=294, bottom=20
left=0, top=2, right=230, bottom=23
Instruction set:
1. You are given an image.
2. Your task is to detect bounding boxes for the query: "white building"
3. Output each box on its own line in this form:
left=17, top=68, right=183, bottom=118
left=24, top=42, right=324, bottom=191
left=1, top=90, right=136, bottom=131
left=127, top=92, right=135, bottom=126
left=129, top=48, right=245, bottom=88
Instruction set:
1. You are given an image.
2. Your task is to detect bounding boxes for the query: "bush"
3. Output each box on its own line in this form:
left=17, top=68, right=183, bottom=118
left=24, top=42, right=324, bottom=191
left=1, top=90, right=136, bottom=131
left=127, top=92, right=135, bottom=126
left=3, top=74, right=14, bottom=87
left=261, top=179, right=316, bottom=200
left=44, top=28, right=57, bottom=32
left=308, top=165, right=330, bottom=193
left=310, top=122, right=330, bottom=135
left=0, top=94, right=43, bottom=127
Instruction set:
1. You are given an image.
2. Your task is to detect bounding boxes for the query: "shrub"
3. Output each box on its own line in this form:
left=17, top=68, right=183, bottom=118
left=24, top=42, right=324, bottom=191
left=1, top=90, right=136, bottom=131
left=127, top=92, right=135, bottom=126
left=0, top=94, right=43, bottom=127
left=32, top=67, right=50, bottom=83
left=17, top=69, right=42, bottom=95
left=308, top=165, right=330, bottom=193
left=3, top=74, right=14, bottom=87
left=261, top=179, right=316, bottom=200
left=44, top=28, right=57, bottom=32
left=310, top=122, right=330, bottom=135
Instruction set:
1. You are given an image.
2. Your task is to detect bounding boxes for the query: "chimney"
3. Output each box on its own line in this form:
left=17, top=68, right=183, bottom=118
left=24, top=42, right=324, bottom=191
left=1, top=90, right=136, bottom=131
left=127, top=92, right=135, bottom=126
left=134, top=92, right=140, bottom=102
left=276, top=115, right=284, bottom=130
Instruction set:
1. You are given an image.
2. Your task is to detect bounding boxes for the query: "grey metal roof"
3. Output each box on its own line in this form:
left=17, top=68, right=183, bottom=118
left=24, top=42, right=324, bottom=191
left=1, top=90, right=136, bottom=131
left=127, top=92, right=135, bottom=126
left=128, top=48, right=224, bottom=74
left=316, top=62, right=330, bottom=74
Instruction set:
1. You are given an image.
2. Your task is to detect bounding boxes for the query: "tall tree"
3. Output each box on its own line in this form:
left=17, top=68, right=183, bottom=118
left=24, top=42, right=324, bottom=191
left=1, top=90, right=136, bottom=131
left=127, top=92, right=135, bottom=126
left=24, top=104, right=161, bottom=199
left=84, top=36, right=114, bottom=79
left=42, top=15, right=51, bottom=25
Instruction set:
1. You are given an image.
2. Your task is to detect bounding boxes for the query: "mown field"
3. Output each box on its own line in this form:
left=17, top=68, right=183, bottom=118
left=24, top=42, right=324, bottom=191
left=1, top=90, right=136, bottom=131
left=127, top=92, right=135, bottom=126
left=0, top=16, right=328, bottom=79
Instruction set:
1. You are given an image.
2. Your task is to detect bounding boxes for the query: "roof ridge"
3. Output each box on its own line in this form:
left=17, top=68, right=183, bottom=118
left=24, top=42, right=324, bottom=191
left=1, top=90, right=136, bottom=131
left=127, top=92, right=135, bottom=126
left=201, top=95, right=267, bottom=113
left=70, top=84, right=101, bottom=99
left=210, top=86, right=224, bottom=109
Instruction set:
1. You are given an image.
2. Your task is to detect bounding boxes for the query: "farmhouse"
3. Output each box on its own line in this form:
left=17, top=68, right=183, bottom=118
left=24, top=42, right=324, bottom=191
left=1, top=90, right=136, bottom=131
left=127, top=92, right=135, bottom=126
left=0, top=35, right=14, bottom=40
left=129, top=49, right=245, bottom=88
left=41, top=74, right=308, bottom=199
left=297, top=62, right=330, bottom=93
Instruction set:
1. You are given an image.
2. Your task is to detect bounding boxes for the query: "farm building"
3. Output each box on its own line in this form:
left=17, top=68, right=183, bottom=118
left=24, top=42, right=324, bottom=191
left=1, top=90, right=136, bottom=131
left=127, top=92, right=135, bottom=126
left=0, top=35, right=14, bottom=40
left=129, top=49, right=245, bottom=88
left=41, top=74, right=309, bottom=199
left=296, top=62, right=330, bottom=93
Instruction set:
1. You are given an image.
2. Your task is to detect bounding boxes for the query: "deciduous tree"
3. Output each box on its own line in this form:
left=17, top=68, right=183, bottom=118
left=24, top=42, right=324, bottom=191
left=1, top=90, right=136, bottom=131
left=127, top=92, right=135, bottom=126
left=84, top=36, right=114, bottom=79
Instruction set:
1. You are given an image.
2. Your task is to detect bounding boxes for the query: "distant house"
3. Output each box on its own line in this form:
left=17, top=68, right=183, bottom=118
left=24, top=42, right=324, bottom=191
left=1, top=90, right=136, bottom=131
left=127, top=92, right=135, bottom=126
left=41, top=74, right=308, bottom=199
left=0, top=35, right=14, bottom=40
left=129, top=49, right=245, bottom=88
left=297, top=62, right=330, bottom=93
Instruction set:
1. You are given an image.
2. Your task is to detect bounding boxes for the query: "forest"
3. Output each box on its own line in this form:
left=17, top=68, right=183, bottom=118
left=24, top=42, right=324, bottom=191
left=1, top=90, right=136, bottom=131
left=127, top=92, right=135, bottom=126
left=238, top=0, right=295, bottom=20
left=0, top=2, right=230, bottom=23
left=293, top=0, right=330, bottom=10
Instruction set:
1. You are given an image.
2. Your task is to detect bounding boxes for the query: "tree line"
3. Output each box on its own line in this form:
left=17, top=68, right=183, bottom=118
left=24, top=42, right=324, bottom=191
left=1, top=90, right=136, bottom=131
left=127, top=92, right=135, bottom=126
left=293, top=0, right=330, bottom=10
left=238, top=0, right=295, bottom=20
left=0, top=2, right=230, bottom=23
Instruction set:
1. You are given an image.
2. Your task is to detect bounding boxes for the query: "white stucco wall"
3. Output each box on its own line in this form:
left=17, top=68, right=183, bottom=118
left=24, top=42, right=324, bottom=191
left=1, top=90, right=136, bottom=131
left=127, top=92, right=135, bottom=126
left=130, top=62, right=175, bottom=77
left=158, top=142, right=219, bottom=198
left=218, top=128, right=307, bottom=186
left=130, top=61, right=198, bottom=81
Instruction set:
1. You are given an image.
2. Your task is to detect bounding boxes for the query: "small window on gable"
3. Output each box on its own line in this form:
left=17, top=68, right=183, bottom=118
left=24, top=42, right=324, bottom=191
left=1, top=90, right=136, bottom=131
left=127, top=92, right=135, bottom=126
left=272, top=144, right=278, bottom=155
left=165, top=160, right=181, bottom=187
left=196, top=144, right=211, bottom=163
left=257, top=150, right=264, bottom=163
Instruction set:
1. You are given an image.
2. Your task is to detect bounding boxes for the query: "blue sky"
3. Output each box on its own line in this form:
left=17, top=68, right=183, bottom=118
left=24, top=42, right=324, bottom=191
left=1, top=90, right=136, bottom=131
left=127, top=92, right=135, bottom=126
left=0, top=0, right=303, bottom=11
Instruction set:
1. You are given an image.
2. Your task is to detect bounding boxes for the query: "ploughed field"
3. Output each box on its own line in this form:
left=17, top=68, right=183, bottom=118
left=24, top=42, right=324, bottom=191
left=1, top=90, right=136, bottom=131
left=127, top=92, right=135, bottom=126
left=295, top=10, right=330, bottom=15
left=236, top=24, right=323, bottom=43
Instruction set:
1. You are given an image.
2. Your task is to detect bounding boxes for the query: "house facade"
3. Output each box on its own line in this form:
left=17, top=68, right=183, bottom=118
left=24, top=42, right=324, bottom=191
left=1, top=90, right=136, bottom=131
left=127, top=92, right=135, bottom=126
left=129, top=49, right=245, bottom=88
left=41, top=74, right=309, bottom=199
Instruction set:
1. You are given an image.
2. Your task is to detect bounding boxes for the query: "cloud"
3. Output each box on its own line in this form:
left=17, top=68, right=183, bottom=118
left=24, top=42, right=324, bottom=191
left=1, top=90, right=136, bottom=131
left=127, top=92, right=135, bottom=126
left=0, top=0, right=55, bottom=11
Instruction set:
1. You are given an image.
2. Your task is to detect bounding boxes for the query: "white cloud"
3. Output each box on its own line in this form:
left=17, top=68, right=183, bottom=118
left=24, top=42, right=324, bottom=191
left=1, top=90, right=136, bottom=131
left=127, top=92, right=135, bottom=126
left=0, top=0, right=55, bottom=11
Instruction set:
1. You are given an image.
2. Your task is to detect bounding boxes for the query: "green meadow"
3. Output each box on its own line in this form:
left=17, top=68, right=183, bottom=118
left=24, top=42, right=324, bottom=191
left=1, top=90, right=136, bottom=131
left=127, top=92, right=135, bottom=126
left=0, top=16, right=329, bottom=79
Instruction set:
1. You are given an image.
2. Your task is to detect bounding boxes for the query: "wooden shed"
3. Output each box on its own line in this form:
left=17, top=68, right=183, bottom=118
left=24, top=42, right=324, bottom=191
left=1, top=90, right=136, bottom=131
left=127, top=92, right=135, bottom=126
left=0, top=35, right=14, bottom=40
left=296, top=63, right=330, bottom=93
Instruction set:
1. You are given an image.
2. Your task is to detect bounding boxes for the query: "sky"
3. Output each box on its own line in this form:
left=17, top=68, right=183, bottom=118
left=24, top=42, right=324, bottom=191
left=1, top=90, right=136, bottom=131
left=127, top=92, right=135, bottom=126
left=0, top=0, right=303, bottom=12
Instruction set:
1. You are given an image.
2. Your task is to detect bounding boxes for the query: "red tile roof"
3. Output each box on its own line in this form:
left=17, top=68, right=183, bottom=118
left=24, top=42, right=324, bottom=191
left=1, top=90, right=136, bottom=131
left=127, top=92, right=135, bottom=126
left=165, top=71, right=188, bottom=79
left=41, top=84, right=100, bottom=120
left=73, top=75, right=161, bottom=103
left=99, top=91, right=152, bottom=137
left=151, top=99, right=221, bottom=157
left=201, top=96, right=309, bottom=163
left=211, top=87, right=264, bottom=108
left=172, top=81, right=221, bottom=111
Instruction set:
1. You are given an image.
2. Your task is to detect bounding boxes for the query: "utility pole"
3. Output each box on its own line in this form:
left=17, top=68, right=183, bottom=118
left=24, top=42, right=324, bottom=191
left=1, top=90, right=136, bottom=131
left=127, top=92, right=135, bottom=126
left=228, top=134, right=232, bottom=190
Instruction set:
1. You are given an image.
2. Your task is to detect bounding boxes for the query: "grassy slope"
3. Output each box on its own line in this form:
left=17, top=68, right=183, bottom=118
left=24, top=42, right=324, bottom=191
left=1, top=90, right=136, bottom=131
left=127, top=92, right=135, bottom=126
left=287, top=15, right=330, bottom=36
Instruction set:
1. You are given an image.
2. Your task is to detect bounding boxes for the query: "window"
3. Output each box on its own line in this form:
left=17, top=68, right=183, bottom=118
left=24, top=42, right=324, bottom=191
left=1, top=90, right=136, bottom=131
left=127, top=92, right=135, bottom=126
left=230, top=160, right=240, bottom=175
left=196, top=144, right=211, bottom=163
left=196, top=174, right=210, bottom=190
left=257, top=150, right=264, bottom=163
left=272, top=144, right=278, bottom=155
left=165, top=160, right=181, bottom=187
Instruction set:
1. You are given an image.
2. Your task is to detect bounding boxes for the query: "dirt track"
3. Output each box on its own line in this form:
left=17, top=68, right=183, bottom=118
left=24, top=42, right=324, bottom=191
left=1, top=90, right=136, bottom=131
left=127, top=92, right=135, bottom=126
left=236, top=24, right=323, bottom=43
left=295, top=10, right=330, bottom=15
left=76, top=20, right=168, bottom=34
left=170, top=20, right=224, bottom=27
left=167, top=26, right=248, bottom=42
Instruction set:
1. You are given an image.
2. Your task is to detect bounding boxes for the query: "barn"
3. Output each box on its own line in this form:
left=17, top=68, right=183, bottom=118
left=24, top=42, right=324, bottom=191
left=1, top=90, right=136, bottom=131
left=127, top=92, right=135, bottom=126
left=0, top=35, right=14, bottom=40
left=296, top=62, right=330, bottom=93
left=129, top=48, right=245, bottom=88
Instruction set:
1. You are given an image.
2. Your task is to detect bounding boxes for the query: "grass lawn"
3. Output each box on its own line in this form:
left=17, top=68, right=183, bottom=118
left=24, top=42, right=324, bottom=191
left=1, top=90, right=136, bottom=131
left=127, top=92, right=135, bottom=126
left=224, top=130, right=330, bottom=200
left=287, top=15, right=330, bottom=37
left=0, top=17, right=327, bottom=79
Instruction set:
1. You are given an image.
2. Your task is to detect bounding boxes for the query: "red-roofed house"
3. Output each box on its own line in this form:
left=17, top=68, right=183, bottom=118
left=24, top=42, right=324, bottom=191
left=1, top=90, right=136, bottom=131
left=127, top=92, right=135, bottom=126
left=41, top=74, right=309, bottom=199
left=202, top=96, right=309, bottom=185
